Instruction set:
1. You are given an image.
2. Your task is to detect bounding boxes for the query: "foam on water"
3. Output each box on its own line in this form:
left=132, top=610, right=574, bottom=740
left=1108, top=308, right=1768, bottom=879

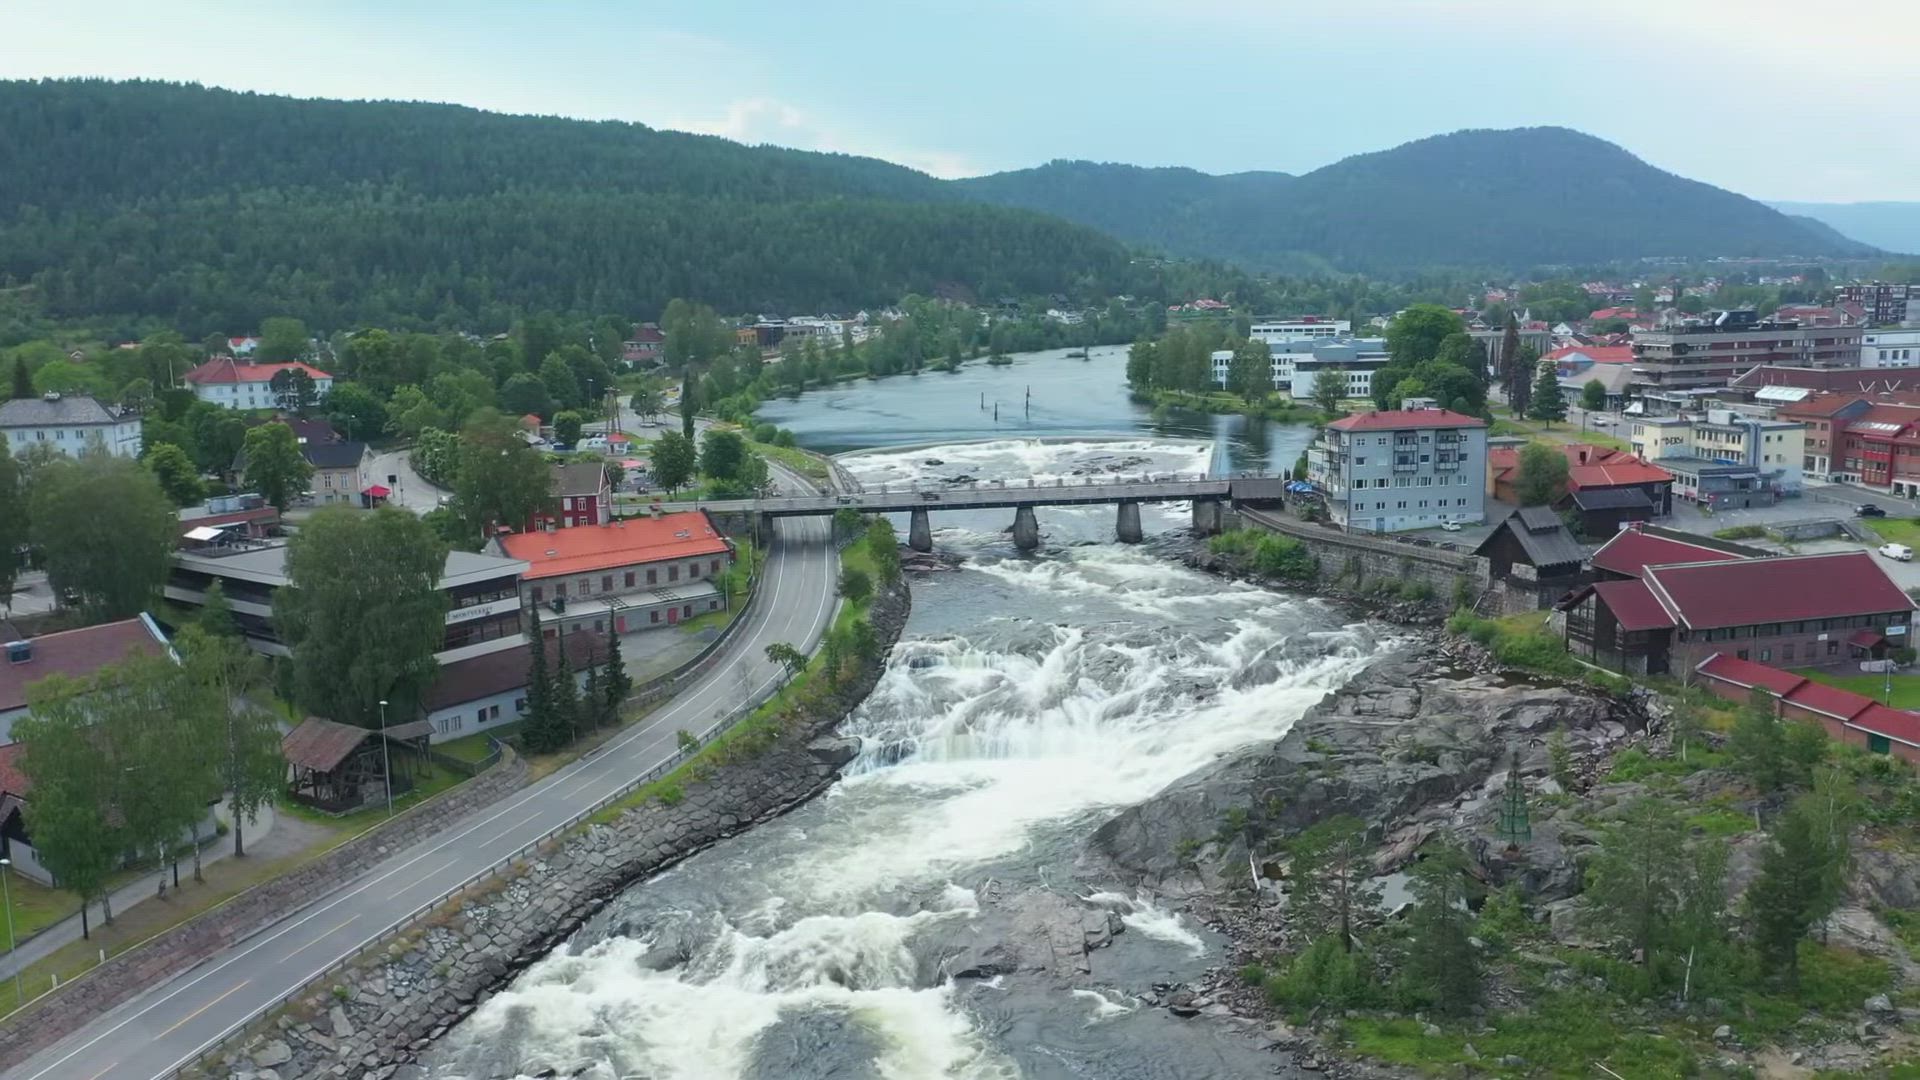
left=841, top=438, right=1213, bottom=491
left=1084, top=892, right=1208, bottom=957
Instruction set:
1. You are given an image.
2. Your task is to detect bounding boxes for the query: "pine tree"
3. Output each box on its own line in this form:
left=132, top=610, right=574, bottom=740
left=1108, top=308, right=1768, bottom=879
left=1399, top=845, right=1482, bottom=1015
left=522, top=607, right=557, bottom=752
left=1526, top=364, right=1567, bottom=424
left=1745, top=806, right=1824, bottom=988
left=602, top=628, right=631, bottom=716
left=1496, top=748, right=1532, bottom=847
left=583, top=655, right=604, bottom=728
left=10, top=357, right=30, bottom=399
left=551, top=637, right=580, bottom=746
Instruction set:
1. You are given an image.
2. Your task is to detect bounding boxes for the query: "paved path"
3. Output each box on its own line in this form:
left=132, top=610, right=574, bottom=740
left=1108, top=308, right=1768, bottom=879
left=14, top=471, right=839, bottom=1080
left=0, top=801, right=280, bottom=982
left=366, top=446, right=444, bottom=513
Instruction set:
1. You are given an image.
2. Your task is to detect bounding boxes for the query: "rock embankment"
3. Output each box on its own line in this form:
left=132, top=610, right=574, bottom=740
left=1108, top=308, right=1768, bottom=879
left=1086, top=640, right=1639, bottom=899
left=207, top=577, right=911, bottom=1080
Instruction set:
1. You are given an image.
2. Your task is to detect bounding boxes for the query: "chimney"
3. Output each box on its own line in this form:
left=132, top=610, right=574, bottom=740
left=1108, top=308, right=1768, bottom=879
left=5, top=641, right=30, bottom=665
left=1578, top=449, right=1589, bottom=465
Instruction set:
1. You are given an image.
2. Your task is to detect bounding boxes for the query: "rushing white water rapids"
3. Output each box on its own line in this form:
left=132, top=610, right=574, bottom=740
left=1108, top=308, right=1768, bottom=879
left=430, top=439, right=1389, bottom=1080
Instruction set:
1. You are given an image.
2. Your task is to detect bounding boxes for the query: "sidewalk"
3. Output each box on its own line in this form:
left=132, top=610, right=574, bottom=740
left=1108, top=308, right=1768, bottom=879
left=0, top=797, right=278, bottom=979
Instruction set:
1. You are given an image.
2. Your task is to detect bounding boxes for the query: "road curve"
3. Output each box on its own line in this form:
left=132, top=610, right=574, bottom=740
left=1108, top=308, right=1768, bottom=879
left=14, top=506, right=838, bottom=1080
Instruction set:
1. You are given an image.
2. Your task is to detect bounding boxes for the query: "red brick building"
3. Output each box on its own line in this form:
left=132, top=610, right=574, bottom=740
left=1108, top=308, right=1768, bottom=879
left=529, top=461, right=611, bottom=531
left=1695, top=654, right=1920, bottom=765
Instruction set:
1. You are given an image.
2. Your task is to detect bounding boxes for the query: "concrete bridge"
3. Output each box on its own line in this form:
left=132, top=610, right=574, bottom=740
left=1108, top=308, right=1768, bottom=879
left=698, top=475, right=1287, bottom=551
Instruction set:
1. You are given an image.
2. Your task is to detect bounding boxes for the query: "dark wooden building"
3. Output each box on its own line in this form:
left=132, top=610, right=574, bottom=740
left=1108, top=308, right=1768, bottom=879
left=283, top=717, right=418, bottom=813
left=1566, top=486, right=1655, bottom=537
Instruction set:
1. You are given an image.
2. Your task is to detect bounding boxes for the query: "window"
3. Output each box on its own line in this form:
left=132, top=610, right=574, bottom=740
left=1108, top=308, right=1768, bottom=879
left=647, top=568, right=657, bottom=585
left=593, top=619, right=604, bottom=632
left=1828, top=640, right=1840, bottom=656
left=603, top=575, right=614, bottom=592
left=669, top=565, right=679, bottom=582
left=437, top=714, right=463, bottom=735
left=578, top=577, right=590, bottom=596
left=1759, top=648, right=1772, bottom=662
left=1869, top=733, right=1892, bottom=755
left=711, top=559, right=722, bottom=574
left=555, top=582, right=567, bottom=598
left=690, top=562, right=700, bottom=578
left=650, top=609, right=661, bottom=623
left=625, top=571, right=636, bottom=588
left=1736, top=649, right=1749, bottom=660
left=683, top=604, right=693, bottom=618
left=515, top=697, right=528, bottom=714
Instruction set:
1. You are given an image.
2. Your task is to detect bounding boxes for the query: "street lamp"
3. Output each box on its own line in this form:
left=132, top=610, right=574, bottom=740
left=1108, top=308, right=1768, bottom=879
left=378, top=699, right=393, bottom=817
left=0, top=857, right=19, bottom=1004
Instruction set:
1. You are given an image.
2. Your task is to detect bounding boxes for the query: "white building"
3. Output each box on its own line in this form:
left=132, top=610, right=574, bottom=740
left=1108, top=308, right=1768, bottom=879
left=0, top=393, right=142, bottom=458
left=1863, top=328, right=1920, bottom=369
left=1250, top=318, right=1350, bottom=345
left=181, top=358, right=335, bottom=411
left=1308, top=401, right=1489, bottom=532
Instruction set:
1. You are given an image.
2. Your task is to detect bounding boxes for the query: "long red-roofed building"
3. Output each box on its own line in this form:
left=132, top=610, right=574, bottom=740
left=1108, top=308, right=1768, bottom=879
left=1694, top=653, right=1920, bottom=765
left=491, top=510, right=735, bottom=635
left=1561, top=548, right=1914, bottom=677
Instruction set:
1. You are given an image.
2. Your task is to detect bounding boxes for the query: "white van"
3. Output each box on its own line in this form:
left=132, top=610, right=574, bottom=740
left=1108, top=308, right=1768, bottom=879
left=578, top=434, right=609, bottom=452
left=1878, top=543, right=1912, bottom=562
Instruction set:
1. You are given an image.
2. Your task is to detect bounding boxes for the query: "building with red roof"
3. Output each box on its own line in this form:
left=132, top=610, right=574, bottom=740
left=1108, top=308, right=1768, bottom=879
left=1561, top=549, right=1913, bottom=677
left=0, top=616, right=172, bottom=744
left=493, top=510, right=735, bottom=635
left=1695, top=653, right=1920, bottom=765
left=184, top=358, right=335, bottom=411
left=622, top=323, right=666, bottom=367
left=1310, top=403, right=1487, bottom=532
left=1587, top=523, right=1759, bottom=580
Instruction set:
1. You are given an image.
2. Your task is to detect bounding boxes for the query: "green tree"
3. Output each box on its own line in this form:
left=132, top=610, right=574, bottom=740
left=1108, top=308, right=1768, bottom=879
left=241, top=421, right=314, bottom=511
left=176, top=627, right=281, bottom=857
left=276, top=507, right=448, bottom=728
left=145, top=442, right=204, bottom=505
left=1386, top=305, right=1467, bottom=368
left=651, top=430, right=696, bottom=493
left=30, top=454, right=175, bottom=620
left=699, top=428, right=747, bottom=482
left=500, top=372, right=552, bottom=420
left=1527, top=365, right=1567, bottom=424
left=602, top=627, right=631, bottom=716
left=452, top=410, right=555, bottom=537
left=93, top=652, right=214, bottom=896
left=520, top=609, right=561, bottom=752
left=1289, top=815, right=1379, bottom=953
left=268, top=366, right=318, bottom=415
left=15, top=676, right=120, bottom=936
left=1508, top=344, right=1540, bottom=418
left=1670, top=701, right=1705, bottom=764
left=9, top=356, right=29, bottom=399
left=582, top=651, right=605, bottom=728
left=838, top=565, right=873, bottom=604
left=255, top=316, right=309, bottom=363
left=539, top=354, right=581, bottom=411
left=1514, top=443, right=1569, bottom=507
left=550, top=640, right=580, bottom=745
left=384, top=385, right=445, bottom=439
left=1728, top=691, right=1790, bottom=792
left=1398, top=844, right=1482, bottom=1014
left=323, top=381, right=388, bottom=441
left=1581, top=379, right=1607, bottom=412
left=1125, top=338, right=1158, bottom=390
left=629, top=383, right=663, bottom=423
left=1498, top=311, right=1525, bottom=410
left=765, top=641, right=807, bottom=685
left=1744, top=804, right=1825, bottom=989
left=865, top=518, right=902, bottom=585
left=1311, top=365, right=1346, bottom=416
left=1582, top=795, right=1689, bottom=972
left=194, top=578, right=239, bottom=638
left=552, top=410, right=584, bottom=446
left=1226, top=337, right=1270, bottom=402
left=0, top=434, right=27, bottom=609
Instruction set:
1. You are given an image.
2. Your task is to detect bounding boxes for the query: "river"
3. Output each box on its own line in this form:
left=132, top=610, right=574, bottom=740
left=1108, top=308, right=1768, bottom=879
left=427, top=349, right=1383, bottom=1079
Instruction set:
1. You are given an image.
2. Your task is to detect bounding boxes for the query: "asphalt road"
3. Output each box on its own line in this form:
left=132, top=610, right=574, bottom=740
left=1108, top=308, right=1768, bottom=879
left=366, top=446, right=444, bottom=513
left=14, top=509, right=838, bottom=1080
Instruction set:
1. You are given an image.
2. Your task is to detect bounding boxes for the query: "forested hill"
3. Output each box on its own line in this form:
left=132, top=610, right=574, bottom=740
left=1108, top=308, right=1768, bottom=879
left=956, top=128, right=1871, bottom=272
left=0, top=80, right=1131, bottom=332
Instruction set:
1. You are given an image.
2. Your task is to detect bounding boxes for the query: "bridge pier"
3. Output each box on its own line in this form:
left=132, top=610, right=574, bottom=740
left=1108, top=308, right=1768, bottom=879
left=756, top=512, right=776, bottom=549
left=1012, top=505, right=1040, bottom=551
left=908, top=507, right=933, bottom=552
left=1192, top=498, right=1223, bottom=537
left=1115, top=501, right=1143, bottom=544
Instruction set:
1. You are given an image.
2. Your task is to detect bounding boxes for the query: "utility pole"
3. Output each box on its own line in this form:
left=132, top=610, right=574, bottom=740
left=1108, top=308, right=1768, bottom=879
left=379, top=698, right=394, bottom=817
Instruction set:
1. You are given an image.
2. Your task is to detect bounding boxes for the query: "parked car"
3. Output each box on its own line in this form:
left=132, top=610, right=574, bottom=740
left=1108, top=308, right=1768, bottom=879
left=1591, top=416, right=1615, bottom=427
left=1438, top=520, right=1463, bottom=532
left=1879, top=543, right=1913, bottom=562
left=1859, top=504, right=1889, bottom=517
left=919, top=491, right=941, bottom=501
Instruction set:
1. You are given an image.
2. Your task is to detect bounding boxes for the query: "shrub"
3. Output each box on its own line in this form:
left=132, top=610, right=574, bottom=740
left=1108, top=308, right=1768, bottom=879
left=676, top=728, right=699, bottom=753
left=1266, top=936, right=1383, bottom=1009
left=1712, top=524, right=1767, bottom=540
left=751, top=422, right=778, bottom=443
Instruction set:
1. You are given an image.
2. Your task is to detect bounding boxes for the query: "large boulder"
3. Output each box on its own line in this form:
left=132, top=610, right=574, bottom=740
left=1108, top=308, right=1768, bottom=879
left=1086, top=649, right=1631, bottom=888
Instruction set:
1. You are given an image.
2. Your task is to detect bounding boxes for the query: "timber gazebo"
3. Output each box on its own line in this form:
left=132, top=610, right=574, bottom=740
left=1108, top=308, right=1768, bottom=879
left=282, top=717, right=418, bottom=812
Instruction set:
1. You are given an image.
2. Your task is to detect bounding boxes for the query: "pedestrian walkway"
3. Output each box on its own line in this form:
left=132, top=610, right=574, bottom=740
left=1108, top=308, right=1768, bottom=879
left=0, top=798, right=279, bottom=979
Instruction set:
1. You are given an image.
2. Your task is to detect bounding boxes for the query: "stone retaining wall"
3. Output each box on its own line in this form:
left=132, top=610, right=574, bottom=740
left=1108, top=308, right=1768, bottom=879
left=0, top=752, right=530, bottom=1071
left=201, top=577, right=912, bottom=1080
left=1239, top=506, right=1489, bottom=597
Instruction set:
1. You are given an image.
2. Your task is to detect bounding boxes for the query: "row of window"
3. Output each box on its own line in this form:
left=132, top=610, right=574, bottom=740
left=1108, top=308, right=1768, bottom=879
left=529, top=558, right=725, bottom=602
left=1678, top=614, right=1905, bottom=642
left=1735, top=642, right=1838, bottom=663
left=1355, top=498, right=1473, bottom=510
left=1350, top=474, right=1473, bottom=488
left=435, top=702, right=508, bottom=736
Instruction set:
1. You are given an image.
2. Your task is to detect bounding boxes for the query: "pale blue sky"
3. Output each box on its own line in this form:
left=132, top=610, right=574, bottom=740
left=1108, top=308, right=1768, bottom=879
left=6, top=0, right=1918, bottom=201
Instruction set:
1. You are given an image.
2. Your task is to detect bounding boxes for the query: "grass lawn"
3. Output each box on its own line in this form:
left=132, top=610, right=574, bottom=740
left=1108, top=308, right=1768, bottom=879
left=437, top=725, right=517, bottom=763
left=747, top=439, right=829, bottom=482
left=1794, top=666, right=1920, bottom=709
left=1867, top=517, right=1920, bottom=545
left=274, top=761, right=469, bottom=834
left=676, top=607, right=736, bottom=636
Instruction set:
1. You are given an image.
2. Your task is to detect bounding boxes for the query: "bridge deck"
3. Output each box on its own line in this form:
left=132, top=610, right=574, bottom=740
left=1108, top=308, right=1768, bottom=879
left=684, top=476, right=1248, bottom=517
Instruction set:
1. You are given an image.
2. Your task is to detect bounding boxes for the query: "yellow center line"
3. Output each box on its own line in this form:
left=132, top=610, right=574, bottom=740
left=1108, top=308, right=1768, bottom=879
left=157, top=979, right=250, bottom=1039
left=281, top=915, right=359, bottom=962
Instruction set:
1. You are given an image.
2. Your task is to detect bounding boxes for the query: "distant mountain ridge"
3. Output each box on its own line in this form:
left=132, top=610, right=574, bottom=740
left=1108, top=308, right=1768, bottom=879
left=1768, top=201, right=1920, bottom=256
left=957, top=128, right=1873, bottom=272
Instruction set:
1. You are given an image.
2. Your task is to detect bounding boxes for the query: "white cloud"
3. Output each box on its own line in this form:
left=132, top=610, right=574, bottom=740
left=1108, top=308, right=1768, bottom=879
left=664, top=97, right=981, bottom=178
